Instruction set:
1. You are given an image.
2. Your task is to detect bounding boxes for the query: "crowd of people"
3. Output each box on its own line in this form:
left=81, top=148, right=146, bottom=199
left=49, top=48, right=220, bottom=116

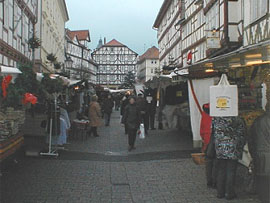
left=85, top=91, right=157, bottom=152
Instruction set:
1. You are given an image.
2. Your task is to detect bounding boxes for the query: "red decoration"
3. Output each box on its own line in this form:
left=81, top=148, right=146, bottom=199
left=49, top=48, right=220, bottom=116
left=187, top=51, right=192, bottom=65
left=22, top=93, right=37, bottom=105
left=2, top=75, right=13, bottom=98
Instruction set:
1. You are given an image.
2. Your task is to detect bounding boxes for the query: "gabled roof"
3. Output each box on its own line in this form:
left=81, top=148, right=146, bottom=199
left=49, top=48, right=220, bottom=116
left=67, top=30, right=91, bottom=42
left=104, top=39, right=125, bottom=47
left=153, top=0, right=172, bottom=28
left=138, top=46, right=159, bottom=63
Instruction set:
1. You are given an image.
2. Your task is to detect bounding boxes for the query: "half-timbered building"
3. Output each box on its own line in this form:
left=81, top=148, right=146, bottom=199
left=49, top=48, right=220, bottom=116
left=0, top=0, right=38, bottom=67
left=153, top=0, right=183, bottom=69
left=65, top=29, right=98, bottom=83
left=92, top=39, right=138, bottom=88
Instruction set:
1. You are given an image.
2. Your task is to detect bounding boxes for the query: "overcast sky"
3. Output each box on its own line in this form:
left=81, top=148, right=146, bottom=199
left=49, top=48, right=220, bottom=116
left=65, top=0, right=164, bottom=55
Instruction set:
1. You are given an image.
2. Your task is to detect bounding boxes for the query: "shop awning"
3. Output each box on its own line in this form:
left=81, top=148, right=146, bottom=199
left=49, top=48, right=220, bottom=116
left=0, top=66, right=22, bottom=75
left=183, top=39, right=270, bottom=73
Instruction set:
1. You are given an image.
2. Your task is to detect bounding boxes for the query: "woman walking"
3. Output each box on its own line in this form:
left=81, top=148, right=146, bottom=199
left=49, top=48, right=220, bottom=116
left=88, top=95, right=102, bottom=137
left=122, top=96, right=140, bottom=151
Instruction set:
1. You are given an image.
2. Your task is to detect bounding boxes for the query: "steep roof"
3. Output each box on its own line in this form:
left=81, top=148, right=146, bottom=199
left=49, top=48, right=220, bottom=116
left=138, top=46, right=159, bottom=63
left=67, top=30, right=91, bottom=42
left=104, top=39, right=125, bottom=47
left=153, top=0, right=172, bottom=28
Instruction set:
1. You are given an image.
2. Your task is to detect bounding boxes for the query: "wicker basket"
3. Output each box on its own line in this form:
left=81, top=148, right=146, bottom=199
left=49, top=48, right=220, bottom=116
left=191, top=153, right=205, bottom=165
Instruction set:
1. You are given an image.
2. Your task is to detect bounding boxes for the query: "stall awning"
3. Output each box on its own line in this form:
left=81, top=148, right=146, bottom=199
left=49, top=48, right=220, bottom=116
left=0, top=66, right=22, bottom=74
left=183, top=39, right=270, bottom=73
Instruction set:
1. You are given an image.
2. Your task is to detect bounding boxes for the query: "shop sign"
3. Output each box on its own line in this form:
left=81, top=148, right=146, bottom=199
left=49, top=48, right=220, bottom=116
left=210, top=74, right=238, bottom=117
left=206, top=30, right=221, bottom=49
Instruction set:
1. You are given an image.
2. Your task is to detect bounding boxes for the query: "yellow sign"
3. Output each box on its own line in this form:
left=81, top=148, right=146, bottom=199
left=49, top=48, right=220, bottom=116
left=217, top=97, right=229, bottom=108
left=176, top=91, right=183, bottom=97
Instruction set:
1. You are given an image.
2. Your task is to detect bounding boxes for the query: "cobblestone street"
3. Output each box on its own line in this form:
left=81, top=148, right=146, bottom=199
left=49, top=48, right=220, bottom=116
left=1, top=112, right=260, bottom=203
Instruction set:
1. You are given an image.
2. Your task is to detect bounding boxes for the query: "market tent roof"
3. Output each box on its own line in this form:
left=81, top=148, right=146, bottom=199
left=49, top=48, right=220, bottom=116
left=0, top=66, right=22, bottom=74
left=68, top=79, right=81, bottom=86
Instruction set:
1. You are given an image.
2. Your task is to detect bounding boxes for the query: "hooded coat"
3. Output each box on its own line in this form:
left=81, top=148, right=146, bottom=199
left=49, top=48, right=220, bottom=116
left=88, top=101, right=102, bottom=127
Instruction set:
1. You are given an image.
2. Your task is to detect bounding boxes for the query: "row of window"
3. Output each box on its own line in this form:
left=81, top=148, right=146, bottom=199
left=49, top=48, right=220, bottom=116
left=98, top=66, right=136, bottom=73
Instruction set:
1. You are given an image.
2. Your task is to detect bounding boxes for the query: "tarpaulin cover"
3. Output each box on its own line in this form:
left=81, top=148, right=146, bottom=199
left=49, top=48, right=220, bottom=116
left=188, top=78, right=218, bottom=147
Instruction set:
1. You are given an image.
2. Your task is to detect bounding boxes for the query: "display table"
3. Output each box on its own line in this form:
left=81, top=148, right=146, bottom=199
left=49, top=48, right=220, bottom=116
left=0, top=133, right=24, bottom=162
left=72, top=119, right=89, bottom=141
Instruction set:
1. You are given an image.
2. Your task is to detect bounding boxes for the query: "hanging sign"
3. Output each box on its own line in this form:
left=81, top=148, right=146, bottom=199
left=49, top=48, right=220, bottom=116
left=210, top=74, right=238, bottom=117
left=206, top=30, right=221, bottom=49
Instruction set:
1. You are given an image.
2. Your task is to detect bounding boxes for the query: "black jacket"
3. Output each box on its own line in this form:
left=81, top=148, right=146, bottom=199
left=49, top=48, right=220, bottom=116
left=122, top=103, right=140, bottom=130
left=102, top=98, right=114, bottom=114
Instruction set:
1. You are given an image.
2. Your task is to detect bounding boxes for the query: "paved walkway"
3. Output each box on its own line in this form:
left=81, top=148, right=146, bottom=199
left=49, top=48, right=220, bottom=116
left=1, top=111, right=260, bottom=203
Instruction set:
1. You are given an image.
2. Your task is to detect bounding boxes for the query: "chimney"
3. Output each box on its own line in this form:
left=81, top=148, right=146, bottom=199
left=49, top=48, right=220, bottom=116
left=104, top=37, right=106, bottom=44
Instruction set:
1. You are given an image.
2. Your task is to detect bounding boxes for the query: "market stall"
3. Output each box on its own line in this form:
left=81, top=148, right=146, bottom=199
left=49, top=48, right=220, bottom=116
left=145, top=73, right=190, bottom=131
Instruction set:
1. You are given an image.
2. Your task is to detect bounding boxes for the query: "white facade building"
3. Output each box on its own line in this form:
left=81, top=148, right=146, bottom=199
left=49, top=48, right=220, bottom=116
left=137, top=46, right=160, bottom=83
left=0, top=0, right=38, bottom=67
left=35, top=0, right=69, bottom=73
left=65, top=29, right=98, bottom=83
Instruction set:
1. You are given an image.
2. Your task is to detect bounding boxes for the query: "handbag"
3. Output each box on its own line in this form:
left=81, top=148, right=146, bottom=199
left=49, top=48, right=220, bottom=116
left=206, top=134, right=216, bottom=158
left=138, top=123, right=145, bottom=139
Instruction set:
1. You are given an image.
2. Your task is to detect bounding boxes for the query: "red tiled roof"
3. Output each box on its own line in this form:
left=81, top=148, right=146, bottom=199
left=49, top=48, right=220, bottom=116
left=67, top=30, right=90, bottom=42
left=138, top=46, right=159, bottom=63
left=104, top=39, right=125, bottom=47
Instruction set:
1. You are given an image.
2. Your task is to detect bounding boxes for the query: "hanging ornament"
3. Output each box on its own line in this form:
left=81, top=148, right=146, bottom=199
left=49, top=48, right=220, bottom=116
left=22, top=93, right=38, bottom=105
left=187, top=51, right=192, bottom=65
left=2, top=75, right=13, bottom=98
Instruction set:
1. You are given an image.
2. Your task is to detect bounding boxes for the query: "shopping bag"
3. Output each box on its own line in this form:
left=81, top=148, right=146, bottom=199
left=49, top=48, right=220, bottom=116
left=138, top=123, right=145, bottom=139
left=210, top=74, right=238, bottom=117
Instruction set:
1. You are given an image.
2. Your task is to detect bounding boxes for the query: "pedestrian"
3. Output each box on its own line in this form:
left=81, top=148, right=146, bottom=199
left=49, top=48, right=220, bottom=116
left=149, top=96, right=157, bottom=130
left=102, top=94, right=114, bottom=126
left=120, top=93, right=130, bottom=134
left=200, top=103, right=216, bottom=189
left=88, top=95, right=102, bottom=137
left=122, top=96, right=140, bottom=152
left=212, top=116, right=246, bottom=200
left=115, top=94, right=121, bottom=111
left=136, top=93, right=148, bottom=135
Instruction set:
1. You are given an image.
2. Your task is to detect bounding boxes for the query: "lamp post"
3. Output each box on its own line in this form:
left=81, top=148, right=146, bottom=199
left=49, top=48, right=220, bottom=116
left=155, top=65, right=163, bottom=130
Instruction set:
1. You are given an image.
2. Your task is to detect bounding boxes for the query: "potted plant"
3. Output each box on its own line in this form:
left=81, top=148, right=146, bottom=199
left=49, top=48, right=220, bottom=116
left=28, top=37, right=41, bottom=49
left=54, top=62, right=62, bottom=70
left=47, top=53, right=57, bottom=63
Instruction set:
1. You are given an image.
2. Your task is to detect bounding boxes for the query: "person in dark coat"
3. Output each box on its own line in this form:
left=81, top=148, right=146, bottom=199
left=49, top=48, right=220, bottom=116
left=102, top=94, right=114, bottom=126
left=136, top=93, right=148, bottom=135
left=122, top=96, right=140, bottom=152
left=248, top=110, right=270, bottom=203
left=212, top=116, right=246, bottom=200
left=120, top=94, right=130, bottom=134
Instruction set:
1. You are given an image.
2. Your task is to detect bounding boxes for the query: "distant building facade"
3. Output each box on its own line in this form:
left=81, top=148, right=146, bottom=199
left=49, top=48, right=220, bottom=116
left=137, top=46, right=159, bottom=83
left=35, top=0, right=69, bottom=73
left=65, top=29, right=97, bottom=83
left=0, top=0, right=38, bottom=67
left=92, top=39, right=138, bottom=88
